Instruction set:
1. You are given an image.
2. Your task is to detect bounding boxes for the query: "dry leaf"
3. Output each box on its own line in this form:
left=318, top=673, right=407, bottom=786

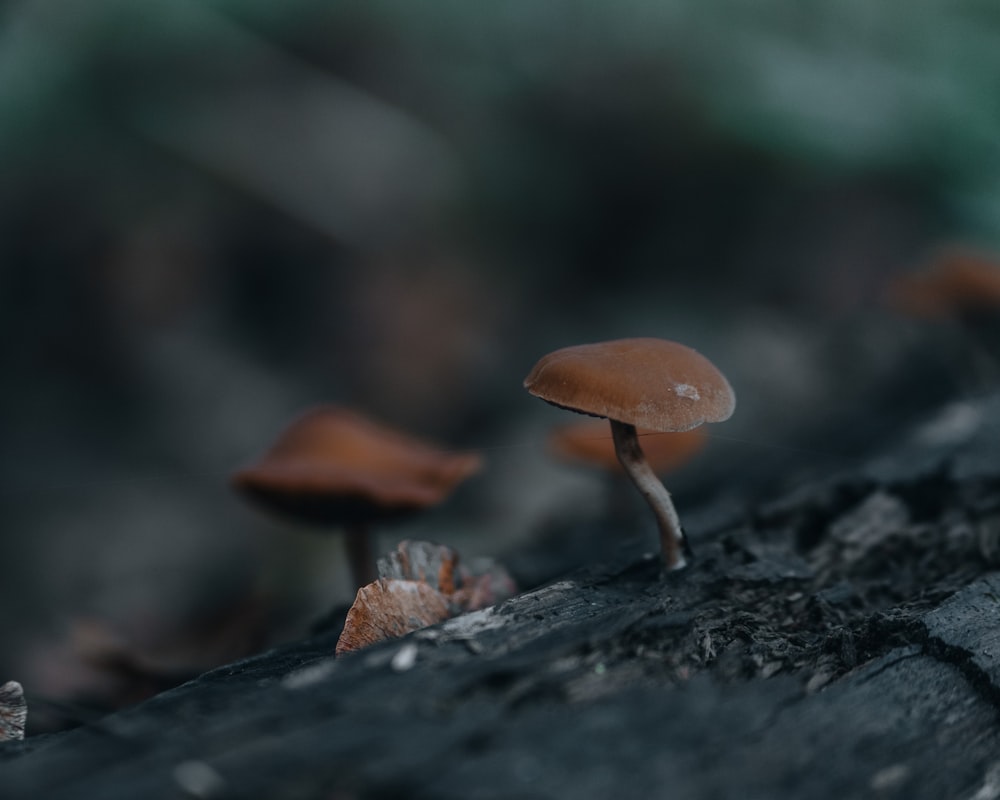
left=336, top=579, right=450, bottom=655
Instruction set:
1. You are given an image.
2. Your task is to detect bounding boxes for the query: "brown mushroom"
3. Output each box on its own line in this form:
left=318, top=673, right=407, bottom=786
left=524, top=338, right=735, bottom=571
left=887, top=247, right=1000, bottom=379
left=549, top=419, right=707, bottom=475
left=232, top=406, right=483, bottom=589
left=886, top=247, right=1000, bottom=319
left=548, top=419, right=708, bottom=523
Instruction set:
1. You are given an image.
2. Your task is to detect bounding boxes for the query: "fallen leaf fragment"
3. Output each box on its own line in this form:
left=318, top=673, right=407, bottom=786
left=336, top=579, right=451, bottom=655
left=0, top=681, right=27, bottom=741
left=451, top=560, right=519, bottom=613
left=378, top=539, right=460, bottom=595
left=336, top=541, right=519, bottom=656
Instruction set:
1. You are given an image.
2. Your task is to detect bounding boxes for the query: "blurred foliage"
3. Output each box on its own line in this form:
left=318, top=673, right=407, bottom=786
left=2, top=0, right=1000, bottom=240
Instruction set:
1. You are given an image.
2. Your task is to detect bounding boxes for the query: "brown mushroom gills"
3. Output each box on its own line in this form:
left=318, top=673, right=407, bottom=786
left=232, top=406, right=482, bottom=591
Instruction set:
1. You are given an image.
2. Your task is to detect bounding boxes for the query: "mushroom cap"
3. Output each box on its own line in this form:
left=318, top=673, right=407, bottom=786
left=524, top=338, right=735, bottom=431
left=548, top=418, right=708, bottom=474
left=232, top=406, right=483, bottom=526
left=888, top=248, right=1000, bottom=318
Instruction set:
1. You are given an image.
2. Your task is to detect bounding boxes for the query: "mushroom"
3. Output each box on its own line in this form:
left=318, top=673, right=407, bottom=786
left=524, top=338, right=735, bottom=570
left=232, top=406, right=483, bottom=590
left=548, top=419, right=708, bottom=522
left=887, top=247, right=1000, bottom=380
left=887, top=247, right=1000, bottom=319
left=548, top=419, right=707, bottom=475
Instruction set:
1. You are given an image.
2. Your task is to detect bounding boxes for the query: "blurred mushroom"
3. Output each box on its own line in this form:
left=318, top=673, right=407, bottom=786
left=524, top=338, right=735, bottom=571
left=232, top=407, right=483, bottom=589
left=887, top=247, right=1000, bottom=319
left=887, top=247, right=1000, bottom=380
left=548, top=419, right=709, bottom=522
left=549, top=419, right=707, bottom=475
left=67, top=587, right=274, bottom=705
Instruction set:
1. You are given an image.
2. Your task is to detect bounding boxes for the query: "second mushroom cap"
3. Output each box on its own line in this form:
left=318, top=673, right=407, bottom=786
left=231, top=406, right=483, bottom=525
left=548, top=419, right=708, bottom=475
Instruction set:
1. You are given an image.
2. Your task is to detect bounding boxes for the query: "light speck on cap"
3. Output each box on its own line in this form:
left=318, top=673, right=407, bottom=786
left=524, top=338, right=735, bottom=431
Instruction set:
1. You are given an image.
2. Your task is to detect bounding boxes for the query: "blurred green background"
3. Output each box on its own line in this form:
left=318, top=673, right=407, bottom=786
left=3, top=0, right=1000, bottom=728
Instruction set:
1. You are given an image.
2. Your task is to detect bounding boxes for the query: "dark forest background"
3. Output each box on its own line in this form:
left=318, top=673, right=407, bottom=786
left=2, top=0, right=1000, bottom=727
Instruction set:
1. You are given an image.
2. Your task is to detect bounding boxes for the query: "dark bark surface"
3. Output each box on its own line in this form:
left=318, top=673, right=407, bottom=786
left=4, top=395, right=1000, bottom=799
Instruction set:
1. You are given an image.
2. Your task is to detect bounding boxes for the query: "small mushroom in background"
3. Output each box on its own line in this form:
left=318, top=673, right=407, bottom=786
left=336, top=540, right=517, bottom=655
left=887, top=247, right=1000, bottom=320
left=232, top=406, right=483, bottom=590
left=19, top=582, right=278, bottom=733
left=547, top=419, right=709, bottom=522
left=524, top=338, right=735, bottom=571
left=549, top=419, right=708, bottom=474
left=66, top=588, right=273, bottom=706
left=886, top=247, right=1000, bottom=383
left=0, top=681, right=27, bottom=742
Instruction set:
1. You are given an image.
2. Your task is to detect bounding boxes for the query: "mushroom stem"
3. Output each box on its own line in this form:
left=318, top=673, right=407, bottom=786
left=610, top=420, right=686, bottom=570
left=344, top=524, right=379, bottom=589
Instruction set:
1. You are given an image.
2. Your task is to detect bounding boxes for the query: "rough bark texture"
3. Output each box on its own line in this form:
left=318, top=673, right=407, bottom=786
left=3, top=395, right=1000, bottom=799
